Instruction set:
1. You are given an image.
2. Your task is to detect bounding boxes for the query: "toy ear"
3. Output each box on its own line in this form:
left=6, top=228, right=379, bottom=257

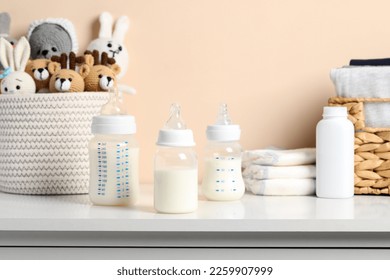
left=110, top=64, right=121, bottom=75
left=84, top=54, right=94, bottom=67
left=0, top=37, right=14, bottom=71
left=0, top=12, right=11, bottom=35
left=99, top=12, right=113, bottom=38
left=48, top=61, right=60, bottom=74
left=79, top=64, right=90, bottom=78
left=14, top=37, right=31, bottom=71
left=112, top=16, right=129, bottom=43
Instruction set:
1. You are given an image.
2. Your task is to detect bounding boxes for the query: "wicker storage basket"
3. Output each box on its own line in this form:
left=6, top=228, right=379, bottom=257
left=329, top=97, right=390, bottom=195
left=0, top=92, right=109, bottom=195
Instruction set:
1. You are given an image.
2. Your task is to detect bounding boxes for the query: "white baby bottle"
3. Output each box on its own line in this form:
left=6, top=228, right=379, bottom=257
left=89, top=89, right=139, bottom=206
left=154, top=103, right=198, bottom=214
left=202, top=104, right=245, bottom=201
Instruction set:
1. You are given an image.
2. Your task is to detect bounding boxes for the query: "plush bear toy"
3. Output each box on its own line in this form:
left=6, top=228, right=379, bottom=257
left=48, top=52, right=89, bottom=93
left=25, top=59, right=51, bottom=93
left=0, top=12, right=18, bottom=71
left=27, top=18, right=78, bottom=60
left=82, top=50, right=121, bottom=92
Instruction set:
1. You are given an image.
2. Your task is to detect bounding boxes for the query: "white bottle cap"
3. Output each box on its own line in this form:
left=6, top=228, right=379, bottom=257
left=323, top=106, right=348, bottom=117
left=206, top=104, right=241, bottom=141
left=91, top=115, right=136, bottom=135
left=156, top=103, right=195, bottom=147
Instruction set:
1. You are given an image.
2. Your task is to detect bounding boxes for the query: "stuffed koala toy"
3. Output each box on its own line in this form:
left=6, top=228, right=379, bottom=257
left=27, top=18, right=78, bottom=59
left=25, top=59, right=51, bottom=93
left=0, top=12, right=18, bottom=71
left=82, top=50, right=120, bottom=92
left=87, top=12, right=129, bottom=80
left=0, top=37, right=36, bottom=94
left=48, top=52, right=89, bottom=93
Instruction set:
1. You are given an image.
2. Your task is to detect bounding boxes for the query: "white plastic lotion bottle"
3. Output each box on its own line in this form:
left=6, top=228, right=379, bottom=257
left=202, top=104, right=245, bottom=201
left=316, top=106, right=354, bottom=198
left=154, top=103, right=198, bottom=214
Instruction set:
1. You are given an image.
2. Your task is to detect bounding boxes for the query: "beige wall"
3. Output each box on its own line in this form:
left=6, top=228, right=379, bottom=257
left=3, top=0, right=389, bottom=183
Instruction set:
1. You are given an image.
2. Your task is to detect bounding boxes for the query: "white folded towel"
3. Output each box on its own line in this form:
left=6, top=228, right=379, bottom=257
left=330, top=66, right=390, bottom=128
left=242, top=148, right=315, bottom=167
left=245, top=178, right=315, bottom=196
left=243, top=164, right=316, bottom=180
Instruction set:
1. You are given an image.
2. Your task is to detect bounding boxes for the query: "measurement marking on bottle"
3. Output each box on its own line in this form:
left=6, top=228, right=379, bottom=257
left=97, top=142, right=107, bottom=196
left=115, top=141, right=130, bottom=199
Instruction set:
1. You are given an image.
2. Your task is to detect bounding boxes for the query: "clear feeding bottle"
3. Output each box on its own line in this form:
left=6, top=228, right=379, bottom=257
left=202, top=104, right=245, bottom=201
left=89, top=88, right=139, bottom=206
left=154, top=103, right=198, bottom=214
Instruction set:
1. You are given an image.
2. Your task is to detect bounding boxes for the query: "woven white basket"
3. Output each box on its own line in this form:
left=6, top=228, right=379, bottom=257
left=0, top=92, right=109, bottom=195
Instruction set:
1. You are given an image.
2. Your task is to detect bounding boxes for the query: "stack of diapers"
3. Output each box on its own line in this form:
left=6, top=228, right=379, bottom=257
left=330, top=65, right=390, bottom=128
left=242, top=148, right=316, bottom=196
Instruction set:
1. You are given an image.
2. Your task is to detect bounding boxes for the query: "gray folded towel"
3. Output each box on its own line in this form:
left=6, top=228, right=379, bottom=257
left=330, top=66, right=390, bottom=128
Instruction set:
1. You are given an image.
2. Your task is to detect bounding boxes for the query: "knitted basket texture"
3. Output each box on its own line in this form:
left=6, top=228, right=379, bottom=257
left=0, top=92, right=109, bottom=194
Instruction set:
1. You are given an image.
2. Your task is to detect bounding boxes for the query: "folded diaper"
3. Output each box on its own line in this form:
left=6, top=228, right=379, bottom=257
left=242, top=148, right=316, bottom=167
left=330, top=66, right=390, bottom=128
left=245, top=178, right=315, bottom=196
left=243, top=164, right=316, bottom=180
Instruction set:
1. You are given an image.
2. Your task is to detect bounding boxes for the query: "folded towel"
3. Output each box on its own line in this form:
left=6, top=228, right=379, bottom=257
left=330, top=66, right=390, bottom=128
left=350, top=58, right=390, bottom=66
left=242, top=148, right=315, bottom=167
left=243, top=164, right=316, bottom=180
left=245, top=178, right=315, bottom=196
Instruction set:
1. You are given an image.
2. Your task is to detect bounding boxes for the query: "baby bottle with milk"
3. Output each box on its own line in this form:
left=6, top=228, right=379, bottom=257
left=202, top=104, right=245, bottom=201
left=154, top=103, right=198, bottom=214
left=89, top=89, right=139, bottom=206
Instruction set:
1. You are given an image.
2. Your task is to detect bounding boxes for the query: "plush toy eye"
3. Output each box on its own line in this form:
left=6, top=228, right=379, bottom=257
left=4, top=87, right=8, bottom=92
left=45, top=67, right=48, bottom=70
left=16, top=85, right=21, bottom=90
left=32, top=68, right=36, bottom=72
left=37, top=50, right=41, bottom=55
left=107, top=43, right=112, bottom=48
left=98, top=74, right=103, bottom=78
left=10, top=41, right=14, bottom=46
left=69, top=78, right=72, bottom=82
left=55, top=77, right=59, bottom=81
left=118, top=46, right=122, bottom=51
left=52, top=47, right=57, bottom=52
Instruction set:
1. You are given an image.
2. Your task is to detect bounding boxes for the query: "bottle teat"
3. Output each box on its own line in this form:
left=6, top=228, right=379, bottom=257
left=206, top=103, right=241, bottom=141
left=100, top=87, right=127, bottom=115
left=156, top=103, right=195, bottom=147
left=92, top=86, right=136, bottom=135
left=215, top=103, right=232, bottom=125
left=164, top=103, right=187, bottom=129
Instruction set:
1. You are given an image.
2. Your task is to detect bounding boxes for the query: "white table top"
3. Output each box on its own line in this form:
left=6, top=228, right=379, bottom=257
left=1, top=184, right=389, bottom=233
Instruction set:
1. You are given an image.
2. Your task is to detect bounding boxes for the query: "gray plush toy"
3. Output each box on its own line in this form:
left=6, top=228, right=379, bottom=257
left=0, top=12, right=18, bottom=71
left=27, top=18, right=78, bottom=59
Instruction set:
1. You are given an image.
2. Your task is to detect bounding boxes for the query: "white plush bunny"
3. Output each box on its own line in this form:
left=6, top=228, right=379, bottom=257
left=0, top=37, right=36, bottom=94
left=87, top=12, right=129, bottom=80
left=87, top=12, right=135, bottom=95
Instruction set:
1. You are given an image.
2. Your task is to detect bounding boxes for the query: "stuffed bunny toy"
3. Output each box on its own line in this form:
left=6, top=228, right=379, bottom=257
left=87, top=12, right=129, bottom=80
left=0, top=12, right=18, bottom=71
left=0, top=37, right=36, bottom=94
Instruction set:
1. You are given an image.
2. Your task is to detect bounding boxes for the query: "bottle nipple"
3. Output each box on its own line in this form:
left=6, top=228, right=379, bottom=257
left=164, top=103, right=187, bottom=130
left=100, top=87, right=127, bottom=115
left=215, top=103, right=232, bottom=125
